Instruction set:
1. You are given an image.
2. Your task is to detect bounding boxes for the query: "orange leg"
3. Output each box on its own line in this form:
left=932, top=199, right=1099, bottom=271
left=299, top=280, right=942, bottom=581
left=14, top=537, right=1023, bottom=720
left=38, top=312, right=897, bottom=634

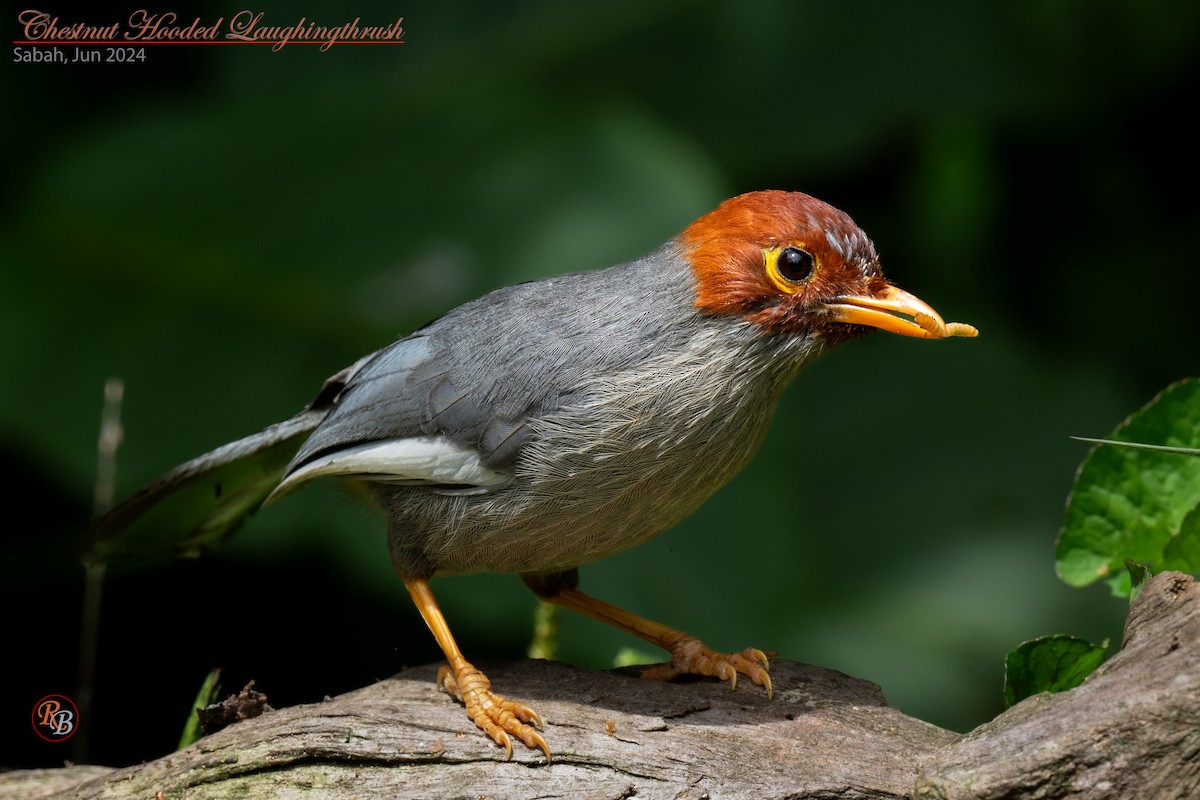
left=541, top=587, right=773, bottom=698
left=403, top=577, right=550, bottom=761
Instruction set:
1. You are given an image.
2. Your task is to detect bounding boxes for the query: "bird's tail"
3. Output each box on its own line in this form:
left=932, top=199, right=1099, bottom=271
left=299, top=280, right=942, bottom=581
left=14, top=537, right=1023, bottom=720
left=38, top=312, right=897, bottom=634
left=82, top=408, right=327, bottom=566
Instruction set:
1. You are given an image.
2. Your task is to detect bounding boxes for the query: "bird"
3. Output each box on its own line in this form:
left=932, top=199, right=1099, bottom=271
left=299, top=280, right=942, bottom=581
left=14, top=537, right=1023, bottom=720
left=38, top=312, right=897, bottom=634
left=85, top=190, right=977, bottom=761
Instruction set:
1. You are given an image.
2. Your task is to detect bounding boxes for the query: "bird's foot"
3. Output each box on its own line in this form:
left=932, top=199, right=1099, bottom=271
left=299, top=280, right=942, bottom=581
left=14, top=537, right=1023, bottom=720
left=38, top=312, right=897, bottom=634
left=640, top=634, right=774, bottom=698
left=436, top=661, right=551, bottom=761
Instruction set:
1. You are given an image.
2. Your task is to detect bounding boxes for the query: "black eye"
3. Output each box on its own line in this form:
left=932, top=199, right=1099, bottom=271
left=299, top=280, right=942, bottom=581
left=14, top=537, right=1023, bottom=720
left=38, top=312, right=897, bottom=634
left=776, top=247, right=814, bottom=283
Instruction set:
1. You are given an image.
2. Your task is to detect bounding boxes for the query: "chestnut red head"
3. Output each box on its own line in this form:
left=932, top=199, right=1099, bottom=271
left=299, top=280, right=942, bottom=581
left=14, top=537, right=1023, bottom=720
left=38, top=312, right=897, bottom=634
left=679, top=190, right=976, bottom=342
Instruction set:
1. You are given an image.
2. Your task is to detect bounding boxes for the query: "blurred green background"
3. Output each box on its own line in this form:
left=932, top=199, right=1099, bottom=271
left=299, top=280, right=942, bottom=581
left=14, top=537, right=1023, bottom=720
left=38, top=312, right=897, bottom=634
left=4, top=0, right=1198, bottom=768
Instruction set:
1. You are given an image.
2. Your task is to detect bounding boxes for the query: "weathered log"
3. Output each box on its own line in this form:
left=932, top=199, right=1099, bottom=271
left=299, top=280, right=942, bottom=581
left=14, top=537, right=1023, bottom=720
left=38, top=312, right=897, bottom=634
left=6, top=572, right=1196, bottom=800
left=915, top=570, right=1199, bottom=799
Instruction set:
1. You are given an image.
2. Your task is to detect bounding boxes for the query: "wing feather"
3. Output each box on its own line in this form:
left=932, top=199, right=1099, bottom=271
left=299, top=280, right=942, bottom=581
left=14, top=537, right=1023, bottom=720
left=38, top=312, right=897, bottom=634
left=269, top=435, right=512, bottom=501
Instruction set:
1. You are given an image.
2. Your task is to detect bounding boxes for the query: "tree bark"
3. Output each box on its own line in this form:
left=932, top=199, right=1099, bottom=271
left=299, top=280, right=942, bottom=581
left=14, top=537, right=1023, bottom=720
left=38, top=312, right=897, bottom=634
left=7, top=572, right=1197, bottom=800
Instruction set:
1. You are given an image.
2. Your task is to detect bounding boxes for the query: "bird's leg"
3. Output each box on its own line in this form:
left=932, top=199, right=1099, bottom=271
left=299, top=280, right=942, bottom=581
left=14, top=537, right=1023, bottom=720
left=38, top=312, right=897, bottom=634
left=403, top=577, right=550, bottom=761
left=524, top=575, right=772, bottom=698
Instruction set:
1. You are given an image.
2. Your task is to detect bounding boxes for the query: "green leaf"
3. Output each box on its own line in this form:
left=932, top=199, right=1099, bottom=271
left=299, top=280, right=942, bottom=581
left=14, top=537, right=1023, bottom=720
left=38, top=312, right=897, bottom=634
left=1163, top=505, right=1200, bottom=573
left=1125, top=558, right=1153, bottom=602
left=1057, top=378, right=1200, bottom=595
left=178, top=668, right=223, bottom=750
left=1003, top=635, right=1107, bottom=707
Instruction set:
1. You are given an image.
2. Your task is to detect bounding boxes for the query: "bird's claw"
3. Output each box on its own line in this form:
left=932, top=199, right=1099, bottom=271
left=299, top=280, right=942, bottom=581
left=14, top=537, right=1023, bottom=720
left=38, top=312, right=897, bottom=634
left=641, top=636, right=774, bottom=699
left=437, top=663, right=551, bottom=762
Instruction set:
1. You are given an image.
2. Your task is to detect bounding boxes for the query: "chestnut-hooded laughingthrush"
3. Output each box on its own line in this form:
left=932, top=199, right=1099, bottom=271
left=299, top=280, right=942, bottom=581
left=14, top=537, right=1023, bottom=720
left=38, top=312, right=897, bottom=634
left=87, top=190, right=977, bottom=761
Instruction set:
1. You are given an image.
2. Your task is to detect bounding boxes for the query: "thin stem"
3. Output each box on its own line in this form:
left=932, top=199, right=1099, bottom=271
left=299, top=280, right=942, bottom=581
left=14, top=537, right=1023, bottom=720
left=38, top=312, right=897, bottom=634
left=74, top=377, right=123, bottom=763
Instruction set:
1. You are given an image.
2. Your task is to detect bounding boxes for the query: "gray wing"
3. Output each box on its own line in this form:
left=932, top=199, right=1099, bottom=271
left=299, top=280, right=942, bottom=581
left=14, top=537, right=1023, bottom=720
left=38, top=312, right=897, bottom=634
left=273, top=326, right=537, bottom=499
left=273, top=257, right=686, bottom=499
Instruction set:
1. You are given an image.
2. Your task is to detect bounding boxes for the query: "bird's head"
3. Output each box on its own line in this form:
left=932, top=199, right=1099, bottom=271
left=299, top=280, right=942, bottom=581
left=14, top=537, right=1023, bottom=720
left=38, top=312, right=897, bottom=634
left=680, top=190, right=976, bottom=344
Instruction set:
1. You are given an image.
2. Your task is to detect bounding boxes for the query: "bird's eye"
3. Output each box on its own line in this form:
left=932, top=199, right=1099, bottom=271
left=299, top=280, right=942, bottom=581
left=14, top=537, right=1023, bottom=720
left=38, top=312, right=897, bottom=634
left=777, top=248, right=814, bottom=282
left=764, top=246, right=817, bottom=293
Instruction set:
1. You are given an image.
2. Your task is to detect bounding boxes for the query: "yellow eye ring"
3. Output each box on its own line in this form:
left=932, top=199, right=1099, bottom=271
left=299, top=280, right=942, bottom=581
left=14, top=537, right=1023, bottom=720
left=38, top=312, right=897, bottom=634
left=764, top=246, right=817, bottom=294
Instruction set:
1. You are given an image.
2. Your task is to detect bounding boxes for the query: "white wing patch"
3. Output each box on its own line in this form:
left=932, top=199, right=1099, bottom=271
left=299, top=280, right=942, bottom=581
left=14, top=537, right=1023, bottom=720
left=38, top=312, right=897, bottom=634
left=267, top=436, right=511, bottom=503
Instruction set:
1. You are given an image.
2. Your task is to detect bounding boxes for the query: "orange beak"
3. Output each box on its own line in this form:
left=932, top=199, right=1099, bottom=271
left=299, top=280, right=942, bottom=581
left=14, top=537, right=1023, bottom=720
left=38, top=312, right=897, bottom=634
left=821, top=285, right=978, bottom=339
